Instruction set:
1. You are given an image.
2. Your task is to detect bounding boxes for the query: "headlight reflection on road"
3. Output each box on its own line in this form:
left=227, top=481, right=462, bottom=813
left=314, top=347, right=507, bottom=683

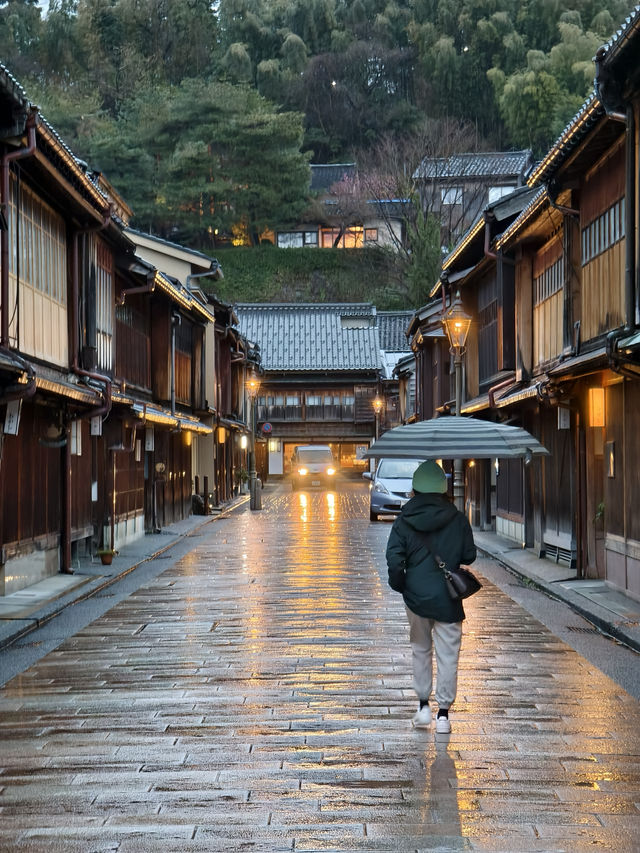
left=298, top=492, right=308, bottom=523
left=326, top=491, right=336, bottom=522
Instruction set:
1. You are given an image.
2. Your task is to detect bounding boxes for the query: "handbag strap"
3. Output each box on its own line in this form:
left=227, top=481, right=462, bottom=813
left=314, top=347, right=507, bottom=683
left=410, top=529, right=447, bottom=573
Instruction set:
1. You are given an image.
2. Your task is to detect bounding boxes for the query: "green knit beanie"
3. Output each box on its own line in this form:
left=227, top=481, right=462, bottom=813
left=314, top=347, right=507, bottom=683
left=412, top=460, right=447, bottom=494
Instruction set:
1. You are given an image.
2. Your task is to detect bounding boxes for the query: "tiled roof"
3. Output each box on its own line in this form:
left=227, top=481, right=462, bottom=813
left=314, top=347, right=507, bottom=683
left=527, top=96, right=604, bottom=187
left=377, top=311, right=414, bottom=351
left=599, top=4, right=640, bottom=64
left=310, top=163, right=356, bottom=192
left=235, top=303, right=381, bottom=372
left=414, top=150, right=532, bottom=181
left=0, top=62, right=110, bottom=212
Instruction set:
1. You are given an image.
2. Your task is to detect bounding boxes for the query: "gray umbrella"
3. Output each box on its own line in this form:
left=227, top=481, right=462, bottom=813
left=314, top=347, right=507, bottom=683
left=364, top=416, right=550, bottom=460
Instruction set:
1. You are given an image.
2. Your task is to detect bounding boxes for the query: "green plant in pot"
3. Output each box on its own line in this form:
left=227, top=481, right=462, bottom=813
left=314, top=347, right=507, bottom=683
left=97, top=547, right=118, bottom=565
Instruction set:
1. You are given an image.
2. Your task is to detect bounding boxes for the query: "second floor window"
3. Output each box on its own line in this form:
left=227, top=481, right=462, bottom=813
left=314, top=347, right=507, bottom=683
left=257, top=391, right=354, bottom=421
left=441, top=186, right=463, bottom=206
left=477, top=277, right=498, bottom=384
left=96, top=239, right=114, bottom=372
left=9, top=174, right=66, bottom=305
left=582, top=197, right=625, bottom=265
left=535, top=254, right=565, bottom=304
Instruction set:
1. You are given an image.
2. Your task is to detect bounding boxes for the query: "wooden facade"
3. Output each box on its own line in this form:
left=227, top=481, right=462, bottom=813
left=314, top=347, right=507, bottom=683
left=409, top=9, right=640, bottom=599
left=0, top=67, right=227, bottom=596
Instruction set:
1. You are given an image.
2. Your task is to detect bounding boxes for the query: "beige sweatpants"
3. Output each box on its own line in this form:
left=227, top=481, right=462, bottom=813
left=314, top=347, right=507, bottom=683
left=405, top=606, right=463, bottom=709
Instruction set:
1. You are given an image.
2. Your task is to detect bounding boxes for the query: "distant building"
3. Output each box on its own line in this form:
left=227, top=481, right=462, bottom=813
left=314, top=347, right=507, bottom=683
left=413, top=149, right=533, bottom=248
left=270, top=164, right=406, bottom=251
left=234, top=303, right=413, bottom=479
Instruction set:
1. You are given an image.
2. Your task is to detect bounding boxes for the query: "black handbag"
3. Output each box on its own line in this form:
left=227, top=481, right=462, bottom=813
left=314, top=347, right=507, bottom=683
left=413, top=531, right=482, bottom=601
left=441, top=563, right=482, bottom=600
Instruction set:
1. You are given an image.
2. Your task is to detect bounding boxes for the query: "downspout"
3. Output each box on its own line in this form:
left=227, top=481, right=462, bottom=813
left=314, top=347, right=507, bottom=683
left=116, top=272, right=155, bottom=305
left=623, top=103, right=636, bottom=330
left=1, top=108, right=37, bottom=348
left=0, top=110, right=38, bottom=406
left=484, top=216, right=497, bottom=260
left=186, top=261, right=223, bottom=290
left=547, top=193, right=580, bottom=219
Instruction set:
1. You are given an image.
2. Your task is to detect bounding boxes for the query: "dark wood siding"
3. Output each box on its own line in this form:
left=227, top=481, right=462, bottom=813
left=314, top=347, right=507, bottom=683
left=1, top=404, right=61, bottom=545
left=496, top=457, right=523, bottom=518
left=115, top=301, right=151, bottom=390
left=175, top=319, right=193, bottom=406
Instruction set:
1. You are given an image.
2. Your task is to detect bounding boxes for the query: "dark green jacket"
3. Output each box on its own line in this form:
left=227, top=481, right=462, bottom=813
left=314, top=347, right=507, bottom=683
left=386, top=493, right=477, bottom=622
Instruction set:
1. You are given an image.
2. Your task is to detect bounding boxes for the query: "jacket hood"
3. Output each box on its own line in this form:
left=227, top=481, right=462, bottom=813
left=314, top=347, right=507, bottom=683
left=400, top=492, right=458, bottom=533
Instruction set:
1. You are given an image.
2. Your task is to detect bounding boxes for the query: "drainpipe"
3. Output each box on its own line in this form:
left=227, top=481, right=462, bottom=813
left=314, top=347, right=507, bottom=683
left=488, top=375, right=515, bottom=408
left=484, top=217, right=497, bottom=260
left=116, top=271, right=155, bottom=305
left=623, top=104, right=636, bottom=329
left=186, top=260, right=223, bottom=290
left=1, top=108, right=37, bottom=349
left=547, top=192, right=580, bottom=219
left=0, top=110, right=38, bottom=406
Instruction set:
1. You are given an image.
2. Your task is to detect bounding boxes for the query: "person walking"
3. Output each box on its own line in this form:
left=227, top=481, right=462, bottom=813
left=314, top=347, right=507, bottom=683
left=386, top=460, right=477, bottom=732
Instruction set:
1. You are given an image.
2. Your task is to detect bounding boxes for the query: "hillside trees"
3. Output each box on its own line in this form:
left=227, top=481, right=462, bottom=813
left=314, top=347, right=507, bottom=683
left=79, top=80, right=311, bottom=246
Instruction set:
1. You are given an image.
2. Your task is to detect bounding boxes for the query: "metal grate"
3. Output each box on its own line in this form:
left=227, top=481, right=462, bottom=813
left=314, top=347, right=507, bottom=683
left=566, top=625, right=600, bottom=634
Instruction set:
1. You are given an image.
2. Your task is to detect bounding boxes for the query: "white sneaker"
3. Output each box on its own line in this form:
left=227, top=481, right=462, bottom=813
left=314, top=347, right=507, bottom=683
left=412, top=706, right=432, bottom=727
left=435, top=714, right=451, bottom=734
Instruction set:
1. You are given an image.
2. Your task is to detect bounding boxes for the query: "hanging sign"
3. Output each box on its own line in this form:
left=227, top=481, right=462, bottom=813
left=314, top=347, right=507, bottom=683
left=4, top=399, right=22, bottom=435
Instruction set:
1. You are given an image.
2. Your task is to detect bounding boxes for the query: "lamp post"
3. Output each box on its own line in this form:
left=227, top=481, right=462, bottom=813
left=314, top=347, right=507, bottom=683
left=372, top=396, right=383, bottom=440
left=442, top=291, right=472, bottom=512
left=246, top=375, right=262, bottom=511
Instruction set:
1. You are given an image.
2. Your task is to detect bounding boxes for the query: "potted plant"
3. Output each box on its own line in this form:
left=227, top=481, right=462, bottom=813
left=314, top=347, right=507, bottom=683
left=235, top=467, right=249, bottom=494
left=97, top=547, right=117, bottom=566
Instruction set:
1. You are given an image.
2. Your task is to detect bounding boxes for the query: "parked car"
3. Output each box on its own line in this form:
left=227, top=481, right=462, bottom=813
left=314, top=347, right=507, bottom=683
left=290, top=445, right=337, bottom=490
left=363, top=458, right=422, bottom=521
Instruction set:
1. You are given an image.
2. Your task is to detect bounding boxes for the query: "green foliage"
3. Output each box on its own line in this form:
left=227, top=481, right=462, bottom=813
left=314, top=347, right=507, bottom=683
left=206, top=245, right=414, bottom=309
left=2, top=0, right=639, bottom=290
left=55, top=78, right=311, bottom=246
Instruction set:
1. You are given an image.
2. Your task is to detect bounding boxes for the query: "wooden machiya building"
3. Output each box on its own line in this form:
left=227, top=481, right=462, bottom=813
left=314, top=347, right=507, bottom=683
left=409, top=6, right=640, bottom=599
left=0, top=64, right=216, bottom=595
left=234, top=303, right=385, bottom=479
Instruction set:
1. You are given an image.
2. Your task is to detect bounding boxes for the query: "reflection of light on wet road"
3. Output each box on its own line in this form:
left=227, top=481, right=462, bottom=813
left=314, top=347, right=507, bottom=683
left=298, top=492, right=308, bottom=523
left=326, top=491, right=336, bottom=522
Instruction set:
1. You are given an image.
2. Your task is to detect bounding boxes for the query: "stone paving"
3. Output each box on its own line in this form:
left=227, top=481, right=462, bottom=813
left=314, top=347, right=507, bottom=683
left=1, top=482, right=639, bottom=852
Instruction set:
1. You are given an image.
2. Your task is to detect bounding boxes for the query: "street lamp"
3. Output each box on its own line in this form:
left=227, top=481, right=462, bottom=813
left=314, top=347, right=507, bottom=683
left=372, top=396, right=383, bottom=440
left=246, top=375, right=262, bottom=511
left=442, top=291, right=472, bottom=512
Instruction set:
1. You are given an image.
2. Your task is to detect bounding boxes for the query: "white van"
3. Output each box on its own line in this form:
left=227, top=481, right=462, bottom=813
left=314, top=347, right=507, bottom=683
left=290, top=445, right=337, bottom=490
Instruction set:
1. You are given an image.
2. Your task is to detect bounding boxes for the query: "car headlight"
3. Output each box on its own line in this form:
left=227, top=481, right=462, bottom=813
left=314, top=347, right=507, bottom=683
left=297, top=467, right=308, bottom=476
left=373, top=481, right=390, bottom=495
left=326, top=467, right=336, bottom=476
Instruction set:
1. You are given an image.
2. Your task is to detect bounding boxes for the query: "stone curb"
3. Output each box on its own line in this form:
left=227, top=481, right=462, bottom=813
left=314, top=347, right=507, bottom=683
left=477, top=543, right=640, bottom=655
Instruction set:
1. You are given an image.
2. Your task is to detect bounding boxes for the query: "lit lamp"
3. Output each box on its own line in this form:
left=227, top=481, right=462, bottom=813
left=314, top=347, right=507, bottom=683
left=372, top=396, right=383, bottom=440
left=442, top=291, right=472, bottom=511
left=246, top=374, right=262, bottom=511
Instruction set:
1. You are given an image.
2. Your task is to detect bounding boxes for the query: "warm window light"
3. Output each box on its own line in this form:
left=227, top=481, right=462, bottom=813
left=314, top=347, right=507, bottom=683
left=588, top=387, right=605, bottom=427
left=240, top=435, right=248, bottom=450
left=442, top=291, right=472, bottom=352
left=217, top=426, right=226, bottom=443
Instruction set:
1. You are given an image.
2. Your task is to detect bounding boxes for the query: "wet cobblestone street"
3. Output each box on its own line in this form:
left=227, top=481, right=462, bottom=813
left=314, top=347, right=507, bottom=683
left=1, top=482, right=639, bottom=851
